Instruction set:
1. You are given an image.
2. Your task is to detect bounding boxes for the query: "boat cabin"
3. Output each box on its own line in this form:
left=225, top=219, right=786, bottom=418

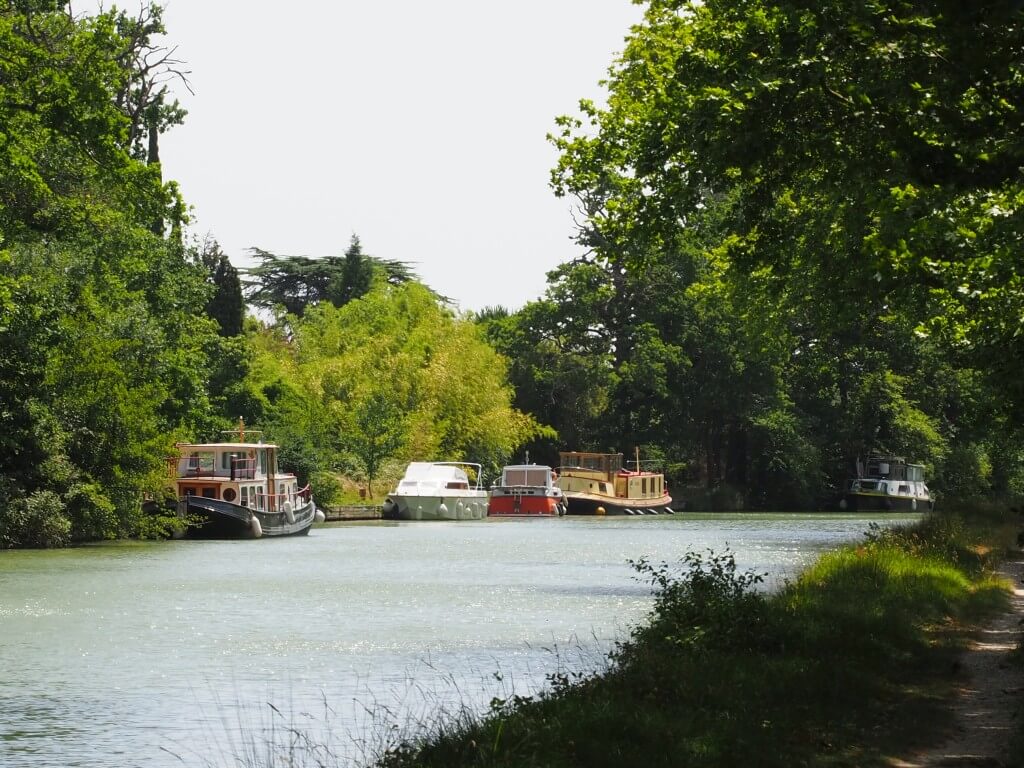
left=557, top=452, right=667, bottom=501
left=841, top=454, right=932, bottom=511
left=171, top=441, right=305, bottom=513
left=498, top=465, right=555, bottom=489
left=395, top=462, right=483, bottom=493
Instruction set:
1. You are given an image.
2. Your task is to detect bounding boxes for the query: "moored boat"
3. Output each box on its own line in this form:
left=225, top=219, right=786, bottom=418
left=382, top=462, right=488, bottom=521
left=838, top=455, right=934, bottom=512
left=488, top=464, right=565, bottom=517
left=169, top=421, right=324, bottom=538
left=556, top=451, right=674, bottom=515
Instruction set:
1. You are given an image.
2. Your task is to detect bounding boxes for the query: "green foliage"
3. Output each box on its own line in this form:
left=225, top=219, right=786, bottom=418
left=0, top=3, right=218, bottom=546
left=627, top=550, right=767, bottom=659
left=244, top=237, right=423, bottom=317
left=344, top=390, right=407, bottom=497
left=202, top=239, right=245, bottom=336
left=0, top=490, right=71, bottom=549
left=240, top=282, right=545, bottom=488
left=535, top=0, right=1024, bottom=506
left=308, top=470, right=345, bottom=508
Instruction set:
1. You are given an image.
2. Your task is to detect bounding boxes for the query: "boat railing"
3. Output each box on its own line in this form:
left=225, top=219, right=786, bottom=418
left=230, top=457, right=257, bottom=481
left=184, top=455, right=216, bottom=477
left=431, top=462, right=485, bottom=490
left=266, top=485, right=313, bottom=506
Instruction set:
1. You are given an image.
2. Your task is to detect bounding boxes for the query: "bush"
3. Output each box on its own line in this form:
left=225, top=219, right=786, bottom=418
left=0, top=490, right=72, bottom=548
left=310, top=470, right=344, bottom=507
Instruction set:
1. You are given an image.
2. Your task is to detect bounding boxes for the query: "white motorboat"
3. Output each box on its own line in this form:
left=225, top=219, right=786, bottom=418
left=382, top=462, right=488, bottom=521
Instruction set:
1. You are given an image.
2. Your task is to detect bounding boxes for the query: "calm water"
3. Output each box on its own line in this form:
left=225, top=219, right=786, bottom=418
left=0, top=513, right=916, bottom=767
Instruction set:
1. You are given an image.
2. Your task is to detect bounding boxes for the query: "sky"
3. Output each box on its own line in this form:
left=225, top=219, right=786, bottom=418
left=155, top=1, right=644, bottom=313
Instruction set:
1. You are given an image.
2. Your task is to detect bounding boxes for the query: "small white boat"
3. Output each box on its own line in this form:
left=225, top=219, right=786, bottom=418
left=838, top=455, right=934, bottom=512
left=382, top=462, right=488, bottom=521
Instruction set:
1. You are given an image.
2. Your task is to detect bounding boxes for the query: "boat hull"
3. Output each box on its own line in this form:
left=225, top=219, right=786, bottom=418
left=838, top=492, right=933, bottom=512
left=488, top=489, right=564, bottom=517
left=180, top=496, right=318, bottom=538
left=383, top=493, right=489, bottom=521
left=563, top=491, right=675, bottom=516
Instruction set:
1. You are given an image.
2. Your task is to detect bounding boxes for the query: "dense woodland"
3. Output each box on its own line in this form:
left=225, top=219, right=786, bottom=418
left=1, top=1, right=1022, bottom=547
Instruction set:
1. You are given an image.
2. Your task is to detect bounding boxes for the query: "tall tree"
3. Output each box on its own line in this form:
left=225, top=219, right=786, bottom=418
left=329, top=234, right=375, bottom=307
left=244, top=239, right=422, bottom=317
left=544, top=0, right=1024, bottom=504
left=0, top=2, right=215, bottom=546
left=201, top=238, right=245, bottom=336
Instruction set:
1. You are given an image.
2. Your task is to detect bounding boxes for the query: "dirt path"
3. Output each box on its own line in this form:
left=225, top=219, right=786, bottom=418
left=895, top=559, right=1024, bottom=768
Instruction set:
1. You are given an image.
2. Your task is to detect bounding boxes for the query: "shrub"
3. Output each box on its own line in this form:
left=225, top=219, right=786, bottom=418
left=0, top=490, right=72, bottom=548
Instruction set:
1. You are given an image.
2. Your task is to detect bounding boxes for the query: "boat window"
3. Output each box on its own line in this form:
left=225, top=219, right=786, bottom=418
left=505, top=469, right=527, bottom=486
left=186, top=452, right=215, bottom=476
left=642, top=477, right=648, bottom=494
left=202, top=488, right=216, bottom=499
left=255, top=487, right=264, bottom=510
left=240, top=486, right=249, bottom=508
left=525, top=468, right=548, bottom=486
left=899, top=484, right=910, bottom=494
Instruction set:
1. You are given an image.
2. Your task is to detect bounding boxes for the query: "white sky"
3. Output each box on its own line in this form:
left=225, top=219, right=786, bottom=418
left=156, top=1, right=642, bottom=312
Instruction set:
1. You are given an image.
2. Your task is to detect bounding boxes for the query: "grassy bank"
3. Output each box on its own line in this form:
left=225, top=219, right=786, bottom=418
left=372, top=508, right=1019, bottom=768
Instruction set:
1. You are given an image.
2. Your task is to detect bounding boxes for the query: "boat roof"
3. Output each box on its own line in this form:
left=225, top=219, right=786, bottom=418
left=502, top=464, right=553, bottom=471
left=176, top=442, right=278, bottom=451
left=401, top=461, right=480, bottom=481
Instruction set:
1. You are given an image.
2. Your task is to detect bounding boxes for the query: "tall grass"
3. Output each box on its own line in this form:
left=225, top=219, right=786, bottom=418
left=372, top=507, right=1018, bottom=768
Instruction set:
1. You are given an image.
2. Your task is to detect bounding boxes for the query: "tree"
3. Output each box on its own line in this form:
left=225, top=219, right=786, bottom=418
left=345, top=391, right=407, bottom=497
left=201, top=238, right=245, bottom=336
left=244, top=239, right=423, bottom=317
left=543, top=0, right=1024, bottom=505
left=552, top=0, right=1024, bottom=406
left=0, top=3, right=216, bottom=546
left=243, top=281, right=546, bottom=488
left=329, top=234, right=374, bottom=307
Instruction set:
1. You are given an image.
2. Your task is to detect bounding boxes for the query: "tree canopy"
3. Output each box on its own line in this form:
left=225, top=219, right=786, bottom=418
left=0, top=2, right=218, bottom=546
left=244, top=235, right=425, bottom=317
left=501, top=0, right=1024, bottom=506
left=235, top=282, right=549, bottom=503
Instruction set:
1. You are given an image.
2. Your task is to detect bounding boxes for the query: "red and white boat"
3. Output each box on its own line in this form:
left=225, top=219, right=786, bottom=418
left=487, top=464, right=565, bottom=517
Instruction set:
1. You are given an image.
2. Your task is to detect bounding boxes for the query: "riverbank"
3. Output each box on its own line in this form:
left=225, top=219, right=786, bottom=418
left=372, top=507, right=1022, bottom=768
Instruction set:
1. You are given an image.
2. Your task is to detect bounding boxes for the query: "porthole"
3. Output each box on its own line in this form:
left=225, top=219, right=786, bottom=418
left=223, top=488, right=237, bottom=502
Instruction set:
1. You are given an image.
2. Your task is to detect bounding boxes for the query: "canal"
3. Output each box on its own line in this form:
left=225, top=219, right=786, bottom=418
left=0, top=513, right=916, bottom=767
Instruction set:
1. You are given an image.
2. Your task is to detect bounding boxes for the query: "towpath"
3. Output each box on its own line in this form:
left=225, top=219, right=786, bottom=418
left=896, top=558, right=1024, bottom=767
